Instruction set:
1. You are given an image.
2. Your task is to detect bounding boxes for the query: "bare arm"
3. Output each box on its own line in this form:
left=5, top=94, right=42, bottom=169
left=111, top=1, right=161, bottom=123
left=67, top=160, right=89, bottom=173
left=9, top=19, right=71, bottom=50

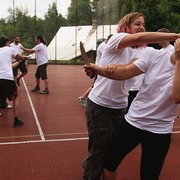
left=11, top=53, right=27, bottom=68
left=15, top=53, right=27, bottom=61
left=172, top=38, right=180, bottom=104
left=84, top=62, right=143, bottom=80
left=118, top=32, right=180, bottom=49
left=21, top=46, right=35, bottom=54
left=12, top=61, right=20, bottom=68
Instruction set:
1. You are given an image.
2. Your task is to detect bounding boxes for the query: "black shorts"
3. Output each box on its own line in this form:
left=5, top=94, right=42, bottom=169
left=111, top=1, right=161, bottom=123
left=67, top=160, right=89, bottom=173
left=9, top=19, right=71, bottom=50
left=35, top=63, right=48, bottom=80
left=13, top=61, right=28, bottom=76
left=0, top=79, right=18, bottom=103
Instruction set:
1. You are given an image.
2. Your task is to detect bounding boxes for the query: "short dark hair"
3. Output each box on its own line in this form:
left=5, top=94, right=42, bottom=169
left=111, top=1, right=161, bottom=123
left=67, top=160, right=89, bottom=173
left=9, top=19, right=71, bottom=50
left=157, top=28, right=170, bottom=33
left=14, top=35, right=20, bottom=39
left=0, top=36, right=9, bottom=47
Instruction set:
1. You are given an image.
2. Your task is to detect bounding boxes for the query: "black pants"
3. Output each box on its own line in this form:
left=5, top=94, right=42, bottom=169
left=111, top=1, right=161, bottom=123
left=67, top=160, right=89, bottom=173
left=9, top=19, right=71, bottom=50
left=83, top=98, right=126, bottom=180
left=105, top=119, right=171, bottom=180
left=126, top=90, right=139, bottom=114
left=0, top=97, right=8, bottom=108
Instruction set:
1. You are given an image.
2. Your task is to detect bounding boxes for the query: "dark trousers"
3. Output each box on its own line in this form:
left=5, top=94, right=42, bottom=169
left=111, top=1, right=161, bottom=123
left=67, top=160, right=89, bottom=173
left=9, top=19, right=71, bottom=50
left=83, top=98, right=126, bottom=180
left=126, top=90, right=139, bottom=114
left=105, top=119, right=171, bottom=180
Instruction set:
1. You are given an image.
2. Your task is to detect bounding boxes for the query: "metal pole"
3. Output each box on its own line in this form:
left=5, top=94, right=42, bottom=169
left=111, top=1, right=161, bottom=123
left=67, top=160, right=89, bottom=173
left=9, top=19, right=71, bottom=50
left=34, top=0, right=37, bottom=36
left=13, top=0, right=15, bottom=35
left=55, top=0, right=57, bottom=61
left=102, top=7, right=104, bottom=38
left=118, top=0, right=121, bottom=19
left=96, top=0, right=99, bottom=50
left=109, top=0, right=111, bottom=34
left=75, top=0, right=77, bottom=60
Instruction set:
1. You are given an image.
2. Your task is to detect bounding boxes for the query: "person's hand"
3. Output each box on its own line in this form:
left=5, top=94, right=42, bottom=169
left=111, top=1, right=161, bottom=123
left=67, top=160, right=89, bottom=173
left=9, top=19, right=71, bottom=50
left=22, top=56, right=27, bottom=61
left=174, top=38, right=180, bottom=62
left=84, top=63, right=96, bottom=77
left=105, top=64, right=117, bottom=74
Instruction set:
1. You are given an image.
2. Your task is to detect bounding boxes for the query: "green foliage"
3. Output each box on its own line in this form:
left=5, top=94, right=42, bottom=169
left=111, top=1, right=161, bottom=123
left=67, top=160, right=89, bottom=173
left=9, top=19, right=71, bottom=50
left=44, top=2, right=67, bottom=45
left=0, top=0, right=179, bottom=55
left=0, top=2, right=67, bottom=48
left=67, top=0, right=93, bottom=25
left=94, top=0, right=179, bottom=33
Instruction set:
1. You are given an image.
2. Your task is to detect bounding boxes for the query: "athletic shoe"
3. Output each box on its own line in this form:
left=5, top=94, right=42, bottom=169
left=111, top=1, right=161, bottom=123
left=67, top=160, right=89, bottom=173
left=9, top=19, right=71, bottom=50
left=13, top=119, right=24, bottom=127
left=78, top=96, right=86, bottom=107
left=40, top=89, right=49, bottom=94
left=17, top=78, right=20, bottom=86
left=31, top=87, right=40, bottom=92
left=6, top=105, right=13, bottom=109
left=0, top=112, right=2, bottom=116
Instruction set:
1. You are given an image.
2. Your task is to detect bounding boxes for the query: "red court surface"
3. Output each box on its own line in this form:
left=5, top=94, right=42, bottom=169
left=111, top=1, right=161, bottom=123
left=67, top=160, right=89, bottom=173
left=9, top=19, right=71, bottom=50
left=0, top=65, right=180, bottom=180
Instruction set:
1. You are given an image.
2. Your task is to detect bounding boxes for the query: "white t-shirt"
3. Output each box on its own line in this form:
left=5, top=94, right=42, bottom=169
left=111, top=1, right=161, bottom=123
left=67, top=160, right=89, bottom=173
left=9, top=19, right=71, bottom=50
left=89, top=33, right=136, bottom=109
left=163, top=44, right=174, bottom=52
left=126, top=47, right=178, bottom=134
left=95, top=41, right=106, bottom=65
left=0, top=47, right=17, bottom=80
left=10, top=42, right=23, bottom=55
left=33, top=43, right=48, bottom=66
left=129, top=48, right=146, bottom=91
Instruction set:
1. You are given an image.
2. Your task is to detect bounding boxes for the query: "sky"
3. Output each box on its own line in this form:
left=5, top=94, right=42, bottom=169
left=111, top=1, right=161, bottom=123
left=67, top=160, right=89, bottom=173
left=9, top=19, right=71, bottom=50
left=0, top=0, right=71, bottom=19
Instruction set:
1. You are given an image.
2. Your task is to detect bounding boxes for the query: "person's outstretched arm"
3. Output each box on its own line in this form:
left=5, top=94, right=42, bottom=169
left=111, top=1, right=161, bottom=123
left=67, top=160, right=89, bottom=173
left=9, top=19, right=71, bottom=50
left=21, top=46, right=35, bottom=54
left=172, top=38, right=180, bottom=104
left=84, top=61, right=143, bottom=80
left=118, top=32, right=180, bottom=49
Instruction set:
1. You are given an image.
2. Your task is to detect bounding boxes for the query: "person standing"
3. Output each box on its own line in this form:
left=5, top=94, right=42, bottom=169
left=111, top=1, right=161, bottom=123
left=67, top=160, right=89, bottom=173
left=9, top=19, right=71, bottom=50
left=82, top=11, right=180, bottom=180
left=21, top=36, right=49, bottom=94
left=157, top=28, right=175, bottom=52
left=78, top=35, right=113, bottom=107
left=84, top=38, right=180, bottom=180
left=157, top=28, right=180, bottom=118
left=0, top=35, right=26, bottom=126
left=10, top=35, right=28, bottom=86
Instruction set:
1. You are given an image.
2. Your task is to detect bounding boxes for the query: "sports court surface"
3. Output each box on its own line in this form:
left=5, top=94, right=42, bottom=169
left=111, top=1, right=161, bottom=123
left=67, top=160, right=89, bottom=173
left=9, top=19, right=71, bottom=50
left=0, top=65, right=179, bottom=180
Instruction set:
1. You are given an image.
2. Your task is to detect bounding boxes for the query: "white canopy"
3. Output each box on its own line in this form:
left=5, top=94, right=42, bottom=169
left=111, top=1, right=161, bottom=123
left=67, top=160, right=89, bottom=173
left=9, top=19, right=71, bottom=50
left=47, top=25, right=118, bottom=60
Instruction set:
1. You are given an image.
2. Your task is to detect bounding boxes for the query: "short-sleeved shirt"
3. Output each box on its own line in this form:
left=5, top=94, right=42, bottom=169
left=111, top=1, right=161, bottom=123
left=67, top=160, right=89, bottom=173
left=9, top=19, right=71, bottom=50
left=0, top=47, right=17, bottom=80
left=95, top=41, right=106, bottom=65
left=10, top=42, right=23, bottom=55
left=126, top=47, right=178, bottom=134
left=33, top=43, right=48, bottom=66
left=89, top=33, right=137, bottom=109
left=163, top=44, right=174, bottom=52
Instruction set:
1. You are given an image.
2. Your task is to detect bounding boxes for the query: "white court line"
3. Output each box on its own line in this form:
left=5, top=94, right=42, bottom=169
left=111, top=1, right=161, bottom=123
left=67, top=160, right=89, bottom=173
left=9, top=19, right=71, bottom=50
left=2, top=77, right=179, bottom=146
left=0, top=137, right=88, bottom=146
left=0, top=131, right=179, bottom=146
left=172, top=131, right=180, bottom=134
left=22, top=78, right=45, bottom=141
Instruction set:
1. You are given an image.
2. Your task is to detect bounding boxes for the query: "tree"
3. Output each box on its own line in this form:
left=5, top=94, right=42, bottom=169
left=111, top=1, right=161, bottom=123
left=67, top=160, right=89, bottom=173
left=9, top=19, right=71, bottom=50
left=94, top=0, right=180, bottom=33
left=44, top=2, right=67, bottom=45
left=67, top=0, right=93, bottom=25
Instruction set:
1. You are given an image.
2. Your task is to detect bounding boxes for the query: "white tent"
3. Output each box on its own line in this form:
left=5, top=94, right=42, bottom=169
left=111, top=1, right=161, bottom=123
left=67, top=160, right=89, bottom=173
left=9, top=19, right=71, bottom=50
left=47, top=25, right=118, bottom=60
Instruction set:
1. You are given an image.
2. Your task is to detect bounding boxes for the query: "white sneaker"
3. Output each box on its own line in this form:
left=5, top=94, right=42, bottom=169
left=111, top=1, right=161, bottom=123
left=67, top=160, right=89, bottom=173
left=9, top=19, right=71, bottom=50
left=0, top=112, right=2, bottom=116
left=6, top=105, right=13, bottom=109
left=78, top=97, right=86, bottom=107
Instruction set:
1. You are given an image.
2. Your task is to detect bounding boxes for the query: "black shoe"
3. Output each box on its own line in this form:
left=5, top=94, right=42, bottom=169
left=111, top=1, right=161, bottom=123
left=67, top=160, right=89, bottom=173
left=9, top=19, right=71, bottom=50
left=13, top=119, right=24, bottom=127
left=17, top=78, right=20, bottom=86
left=40, top=89, right=49, bottom=94
left=31, top=87, right=40, bottom=92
